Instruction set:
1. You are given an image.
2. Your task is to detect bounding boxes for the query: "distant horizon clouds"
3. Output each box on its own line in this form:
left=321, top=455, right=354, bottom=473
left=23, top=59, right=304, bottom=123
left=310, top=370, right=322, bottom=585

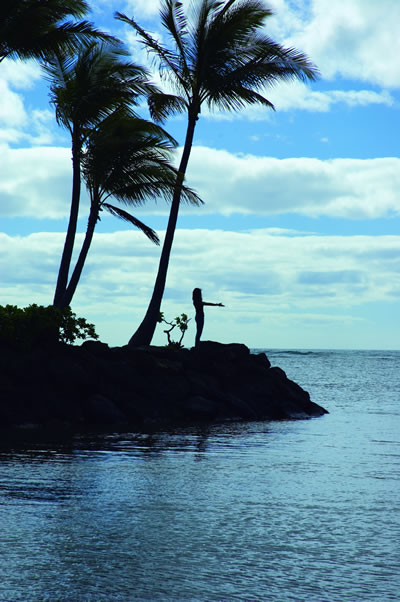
left=1, top=228, right=399, bottom=349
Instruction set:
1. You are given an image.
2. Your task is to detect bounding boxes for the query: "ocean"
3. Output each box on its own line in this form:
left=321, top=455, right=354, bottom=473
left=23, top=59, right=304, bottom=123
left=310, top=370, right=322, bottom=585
left=0, top=349, right=399, bottom=601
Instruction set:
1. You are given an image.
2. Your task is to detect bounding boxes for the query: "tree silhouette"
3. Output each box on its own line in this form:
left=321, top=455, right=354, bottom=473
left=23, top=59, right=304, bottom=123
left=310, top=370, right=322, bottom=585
left=116, top=0, right=319, bottom=347
left=63, top=108, right=201, bottom=306
left=43, top=42, right=158, bottom=307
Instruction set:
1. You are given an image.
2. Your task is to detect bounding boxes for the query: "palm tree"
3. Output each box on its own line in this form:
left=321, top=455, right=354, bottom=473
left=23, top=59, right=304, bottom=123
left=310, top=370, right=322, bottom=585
left=63, top=108, right=201, bottom=306
left=116, top=0, right=319, bottom=346
left=0, top=0, right=115, bottom=64
left=43, top=42, right=159, bottom=307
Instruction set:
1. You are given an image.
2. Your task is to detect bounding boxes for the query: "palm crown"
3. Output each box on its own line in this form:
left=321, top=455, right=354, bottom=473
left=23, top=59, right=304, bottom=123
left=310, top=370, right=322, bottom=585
left=43, top=43, right=157, bottom=144
left=82, top=108, right=200, bottom=211
left=116, top=0, right=319, bottom=121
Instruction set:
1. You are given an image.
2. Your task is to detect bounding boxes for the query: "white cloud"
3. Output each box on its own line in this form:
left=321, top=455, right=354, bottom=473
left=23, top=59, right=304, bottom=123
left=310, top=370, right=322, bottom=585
left=0, top=80, right=28, bottom=129
left=123, top=0, right=161, bottom=19
left=270, top=0, right=400, bottom=89
left=30, top=109, right=56, bottom=146
left=0, top=59, right=41, bottom=89
left=1, top=228, right=399, bottom=348
left=326, top=89, right=394, bottom=107
left=0, top=60, right=42, bottom=130
left=1, top=144, right=400, bottom=220
left=185, top=148, right=400, bottom=219
left=210, top=82, right=395, bottom=119
left=90, top=0, right=161, bottom=24
left=0, top=146, right=89, bottom=219
left=0, top=59, right=57, bottom=143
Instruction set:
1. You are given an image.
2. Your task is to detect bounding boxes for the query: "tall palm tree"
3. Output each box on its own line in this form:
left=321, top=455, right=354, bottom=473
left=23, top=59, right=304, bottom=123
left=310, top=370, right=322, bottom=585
left=0, top=0, right=115, bottom=64
left=63, top=108, right=201, bottom=306
left=116, top=0, right=319, bottom=347
left=43, top=43, right=158, bottom=307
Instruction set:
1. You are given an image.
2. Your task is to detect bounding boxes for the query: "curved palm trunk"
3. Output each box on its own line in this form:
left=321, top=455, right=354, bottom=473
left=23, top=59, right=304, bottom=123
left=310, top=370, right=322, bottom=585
left=53, top=130, right=81, bottom=308
left=128, top=111, right=198, bottom=347
left=61, top=196, right=99, bottom=307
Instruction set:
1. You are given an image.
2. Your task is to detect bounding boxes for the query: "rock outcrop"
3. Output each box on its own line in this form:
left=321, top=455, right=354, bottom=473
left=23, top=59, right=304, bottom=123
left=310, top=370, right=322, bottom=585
left=0, top=340, right=328, bottom=431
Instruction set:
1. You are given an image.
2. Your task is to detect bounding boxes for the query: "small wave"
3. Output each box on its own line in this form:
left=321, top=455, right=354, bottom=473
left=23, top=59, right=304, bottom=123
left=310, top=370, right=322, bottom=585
left=252, top=349, right=334, bottom=357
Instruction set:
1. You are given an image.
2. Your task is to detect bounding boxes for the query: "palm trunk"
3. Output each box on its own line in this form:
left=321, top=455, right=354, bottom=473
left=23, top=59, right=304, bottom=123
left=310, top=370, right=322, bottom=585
left=61, top=197, right=99, bottom=307
left=53, top=130, right=81, bottom=308
left=128, top=110, right=198, bottom=347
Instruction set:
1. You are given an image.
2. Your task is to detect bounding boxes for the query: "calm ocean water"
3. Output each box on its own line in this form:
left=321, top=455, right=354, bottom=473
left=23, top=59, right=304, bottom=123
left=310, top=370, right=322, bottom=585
left=0, top=349, right=399, bottom=601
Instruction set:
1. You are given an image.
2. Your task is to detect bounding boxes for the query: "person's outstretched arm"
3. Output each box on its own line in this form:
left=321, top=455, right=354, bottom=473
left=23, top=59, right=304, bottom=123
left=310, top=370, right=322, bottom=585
left=203, top=301, right=224, bottom=307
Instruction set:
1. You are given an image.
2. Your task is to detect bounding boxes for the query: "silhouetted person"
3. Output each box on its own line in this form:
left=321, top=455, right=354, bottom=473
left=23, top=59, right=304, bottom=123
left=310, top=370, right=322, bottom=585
left=192, top=288, right=224, bottom=347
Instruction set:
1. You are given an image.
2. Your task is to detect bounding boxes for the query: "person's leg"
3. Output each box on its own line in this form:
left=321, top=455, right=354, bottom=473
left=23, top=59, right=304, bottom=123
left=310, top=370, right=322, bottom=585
left=195, top=313, right=204, bottom=347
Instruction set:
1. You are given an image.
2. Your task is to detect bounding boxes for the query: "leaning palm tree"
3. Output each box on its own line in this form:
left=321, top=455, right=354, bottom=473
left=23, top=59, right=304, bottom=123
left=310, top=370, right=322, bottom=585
left=63, top=108, right=201, bottom=306
left=43, top=42, right=159, bottom=307
left=0, top=0, right=115, bottom=64
left=116, top=0, right=319, bottom=346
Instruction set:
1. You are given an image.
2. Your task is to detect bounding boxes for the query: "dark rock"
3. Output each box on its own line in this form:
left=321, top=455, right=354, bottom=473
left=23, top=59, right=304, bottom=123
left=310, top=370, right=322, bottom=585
left=252, top=352, right=271, bottom=369
left=81, top=340, right=111, bottom=358
left=0, top=340, right=328, bottom=432
left=195, top=341, right=250, bottom=361
left=84, top=394, right=127, bottom=425
left=181, top=395, right=221, bottom=420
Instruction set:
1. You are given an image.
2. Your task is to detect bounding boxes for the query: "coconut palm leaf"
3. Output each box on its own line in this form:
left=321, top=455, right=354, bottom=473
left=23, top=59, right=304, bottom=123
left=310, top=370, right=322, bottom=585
left=83, top=108, right=202, bottom=207
left=43, top=43, right=156, bottom=133
left=148, top=92, right=188, bottom=123
left=102, top=203, right=160, bottom=245
left=0, top=0, right=117, bottom=63
left=160, top=0, right=190, bottom=82
left=115, top=12, right=186, bottom=89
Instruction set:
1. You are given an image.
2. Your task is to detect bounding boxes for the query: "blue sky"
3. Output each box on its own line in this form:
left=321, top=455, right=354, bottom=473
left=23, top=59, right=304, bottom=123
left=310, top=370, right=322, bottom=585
left=1, top=0, right=399, bottom=349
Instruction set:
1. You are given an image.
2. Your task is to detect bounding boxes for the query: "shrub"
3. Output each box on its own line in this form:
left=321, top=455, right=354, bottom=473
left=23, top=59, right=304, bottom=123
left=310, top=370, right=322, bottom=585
left=158, top=312, right=191, bottom=348
left=0, top=304, right=98, bottom=349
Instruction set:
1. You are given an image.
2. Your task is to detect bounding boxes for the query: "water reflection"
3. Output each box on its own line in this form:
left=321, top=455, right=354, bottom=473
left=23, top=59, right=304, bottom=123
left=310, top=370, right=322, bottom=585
left=1, top=349, right=399, bottom=601
left=0, top=420, right=276, bottom=462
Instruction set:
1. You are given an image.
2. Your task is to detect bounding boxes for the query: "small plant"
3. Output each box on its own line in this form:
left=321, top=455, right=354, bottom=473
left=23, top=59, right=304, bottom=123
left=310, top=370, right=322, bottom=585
left=0, top=304, right=98, bottom=349
left=158, top=312, right=191, bottom=348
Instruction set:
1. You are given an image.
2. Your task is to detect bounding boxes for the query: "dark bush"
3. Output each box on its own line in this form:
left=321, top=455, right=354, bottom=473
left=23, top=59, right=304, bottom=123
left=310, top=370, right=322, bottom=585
left=0, top=304, right=98, bottom=349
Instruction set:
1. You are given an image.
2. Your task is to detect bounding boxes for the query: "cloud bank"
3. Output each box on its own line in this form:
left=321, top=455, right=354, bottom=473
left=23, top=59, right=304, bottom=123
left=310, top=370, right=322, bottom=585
left=1, top=228, right=399, bottom=348
left=2, top=145, right=399, bottom=220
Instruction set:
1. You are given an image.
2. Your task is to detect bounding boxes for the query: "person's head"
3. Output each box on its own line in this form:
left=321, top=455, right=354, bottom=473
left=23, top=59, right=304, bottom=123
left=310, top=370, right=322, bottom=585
left=192, top=288, right=202, bottom=304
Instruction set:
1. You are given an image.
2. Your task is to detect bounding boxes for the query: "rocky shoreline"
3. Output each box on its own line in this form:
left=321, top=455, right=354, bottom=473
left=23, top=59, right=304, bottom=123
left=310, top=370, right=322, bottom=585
left=0, top=340, right=328, bottom=432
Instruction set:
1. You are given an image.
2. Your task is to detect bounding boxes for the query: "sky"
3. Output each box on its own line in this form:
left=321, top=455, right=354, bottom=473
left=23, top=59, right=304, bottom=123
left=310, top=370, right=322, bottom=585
left=1, top=0, right=399, bottom=350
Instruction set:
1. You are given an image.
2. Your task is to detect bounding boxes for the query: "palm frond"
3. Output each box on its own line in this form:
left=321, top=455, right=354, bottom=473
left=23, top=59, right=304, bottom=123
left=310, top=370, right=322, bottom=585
left=190, top=0, right=215, bottom=89
left=115, top=12, right=187, bottom=92
left=43, top=42, right=155, bottom=140
left=82, top=109, right=202, bottom=208
left=160, top=0, right=190, bottom=80
left=102, top=203, right=160, bottom=245
left=192, top=1, right=319, bottom=113
left=214, top=0, right=237, bottom=20
left=40, top=21, right=119, bottom=59
left=148, top=92, right=188, bottom=123
left=0, top=0, right=118, bottom=63
left=207, top=84, right=275, bottom=111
